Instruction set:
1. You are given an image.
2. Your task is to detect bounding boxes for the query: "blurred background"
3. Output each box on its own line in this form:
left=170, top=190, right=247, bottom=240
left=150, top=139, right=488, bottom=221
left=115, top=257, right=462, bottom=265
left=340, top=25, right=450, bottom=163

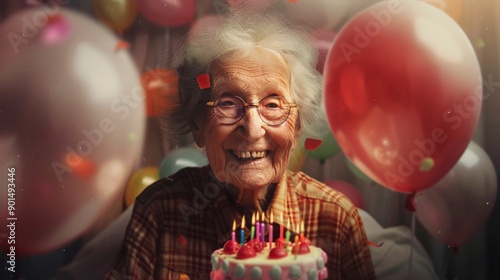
left=0, top=0, right=499, bottom=279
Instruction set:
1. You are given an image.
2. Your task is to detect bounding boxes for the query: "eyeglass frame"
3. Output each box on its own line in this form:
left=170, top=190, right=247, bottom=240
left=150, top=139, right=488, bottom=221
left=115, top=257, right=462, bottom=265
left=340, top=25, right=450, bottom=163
left=206, top=95, right=298, bottom=126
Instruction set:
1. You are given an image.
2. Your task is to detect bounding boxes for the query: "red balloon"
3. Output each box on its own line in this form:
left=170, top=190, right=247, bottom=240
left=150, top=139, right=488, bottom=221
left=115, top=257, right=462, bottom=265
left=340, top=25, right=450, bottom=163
left=323, top=0, right=482, bottom=193
left=135, top=0, right=195, bottom=27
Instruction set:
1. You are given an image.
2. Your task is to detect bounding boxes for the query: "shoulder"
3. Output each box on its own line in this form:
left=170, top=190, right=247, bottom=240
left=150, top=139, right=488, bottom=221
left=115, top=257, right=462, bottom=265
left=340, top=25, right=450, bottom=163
left=287, top=171, right=361, bottom=224
left=135, top=165, right=212, bottom=206
left=288, top=171, right=355, bottom=208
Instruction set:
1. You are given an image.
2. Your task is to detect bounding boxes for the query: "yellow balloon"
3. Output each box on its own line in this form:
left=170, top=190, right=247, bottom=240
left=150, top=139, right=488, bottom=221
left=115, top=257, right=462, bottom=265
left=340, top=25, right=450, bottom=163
left=287, top=144, right=306, bottom=172
left=124, top=166, right=159, bottom=207
left=92, top=0, right=138, bottom=33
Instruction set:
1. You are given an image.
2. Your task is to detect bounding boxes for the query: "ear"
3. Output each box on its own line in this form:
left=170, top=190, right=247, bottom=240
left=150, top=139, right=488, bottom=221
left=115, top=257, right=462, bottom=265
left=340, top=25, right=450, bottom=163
left=191, top=117, right=206, bottom=148
left=291, top=115, right=302, bottom=150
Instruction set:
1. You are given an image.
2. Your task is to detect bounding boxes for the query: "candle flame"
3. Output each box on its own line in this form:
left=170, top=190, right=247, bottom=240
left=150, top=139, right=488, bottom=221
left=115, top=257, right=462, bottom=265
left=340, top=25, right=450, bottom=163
left=252, top=212, right=255, bottom=225
left=280, top=213, right=284, bottom=224
left=262, top=212, right=266, bottom=222
left=241, top=215, right=245, bottom=228
left=270, top=212, right=273, bottom=223
left=286, top=218, right=290, bottom=228
left=233, top=220, right=236, bottom=231
left=301, top=220, right=305, bottom=233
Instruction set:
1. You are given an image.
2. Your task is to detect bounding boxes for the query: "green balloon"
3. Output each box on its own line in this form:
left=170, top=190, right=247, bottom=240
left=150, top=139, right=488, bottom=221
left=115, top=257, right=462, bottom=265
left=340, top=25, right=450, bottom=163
left=159, top=147, right=208, bottom=178
left=346, top=158, right=373, bottom=183
left=306, top=131, right=341, bottom=160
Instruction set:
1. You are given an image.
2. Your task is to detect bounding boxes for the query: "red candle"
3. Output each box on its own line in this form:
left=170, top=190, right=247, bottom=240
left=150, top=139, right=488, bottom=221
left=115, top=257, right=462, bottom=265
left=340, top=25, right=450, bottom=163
left=299, top=219, right=304, bottom=243
left=279, top=213, right=284, bottom=240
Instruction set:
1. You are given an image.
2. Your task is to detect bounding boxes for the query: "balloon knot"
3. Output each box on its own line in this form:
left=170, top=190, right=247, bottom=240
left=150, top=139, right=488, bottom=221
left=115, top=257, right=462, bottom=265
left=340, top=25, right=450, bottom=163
left=405, top=193, right=417, bottom=212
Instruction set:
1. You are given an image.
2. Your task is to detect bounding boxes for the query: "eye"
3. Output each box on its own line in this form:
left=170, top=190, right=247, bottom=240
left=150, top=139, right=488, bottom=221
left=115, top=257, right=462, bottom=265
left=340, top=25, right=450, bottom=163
left=218, top=96, right=239, bottom=107
left=261, top=97, right=283, bottom=109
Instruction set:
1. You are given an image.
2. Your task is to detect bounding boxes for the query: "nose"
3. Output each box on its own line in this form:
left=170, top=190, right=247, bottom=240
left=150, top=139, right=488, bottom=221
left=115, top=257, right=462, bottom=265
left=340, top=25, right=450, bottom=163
left=239, top=106, right=266, bottom=140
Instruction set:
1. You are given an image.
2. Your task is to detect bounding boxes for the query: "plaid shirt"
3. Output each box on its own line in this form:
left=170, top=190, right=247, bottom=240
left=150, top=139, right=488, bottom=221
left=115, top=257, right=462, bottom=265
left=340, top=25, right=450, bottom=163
left=107, top=166, right=375, bottom=280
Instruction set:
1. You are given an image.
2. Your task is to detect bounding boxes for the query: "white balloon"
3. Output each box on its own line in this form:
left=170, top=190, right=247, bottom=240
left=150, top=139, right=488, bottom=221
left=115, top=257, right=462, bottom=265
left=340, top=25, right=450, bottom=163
left=416, top=141, right=497, bottom=247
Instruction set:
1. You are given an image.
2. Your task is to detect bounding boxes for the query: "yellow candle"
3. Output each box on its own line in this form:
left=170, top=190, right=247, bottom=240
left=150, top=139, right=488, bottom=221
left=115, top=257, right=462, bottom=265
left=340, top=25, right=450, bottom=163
left=250, top=212, right=255, bottom=240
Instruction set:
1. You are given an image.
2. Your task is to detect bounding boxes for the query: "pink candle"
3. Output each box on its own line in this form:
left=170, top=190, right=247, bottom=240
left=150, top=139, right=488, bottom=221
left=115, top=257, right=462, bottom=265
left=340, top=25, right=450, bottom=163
left=261, top=212, right=265, bottom=246
left=231, top=220, right=236, bottom=244
left=269, top=212, right=274, bottom=249
left=256, top=212, right=260, bottom=241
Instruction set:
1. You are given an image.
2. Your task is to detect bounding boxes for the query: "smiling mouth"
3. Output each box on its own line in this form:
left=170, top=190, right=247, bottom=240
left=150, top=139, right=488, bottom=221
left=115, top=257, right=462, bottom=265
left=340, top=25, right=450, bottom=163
left=230, top=150, right=268, bottom=160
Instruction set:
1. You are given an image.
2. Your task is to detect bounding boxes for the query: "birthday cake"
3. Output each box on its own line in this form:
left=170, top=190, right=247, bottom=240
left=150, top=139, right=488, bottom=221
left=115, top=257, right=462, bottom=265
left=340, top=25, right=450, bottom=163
left=210, top=239, right=328, bottom=280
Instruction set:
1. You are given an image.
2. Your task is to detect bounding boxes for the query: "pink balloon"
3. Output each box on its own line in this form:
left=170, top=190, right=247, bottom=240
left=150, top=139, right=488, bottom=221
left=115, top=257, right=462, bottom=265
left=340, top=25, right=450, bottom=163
left=324, top=180, right=365, bottom=209
left=416, top=141, right=497, bottom=248
left=283, top=0, right=350, bottom=30
left=135, top=0, right=195, bottom=26
left=188, top=14, right=221, bottom=42
left=0, top=8, right=145, bottom=255
left=312, top=28, right=336, bottom=74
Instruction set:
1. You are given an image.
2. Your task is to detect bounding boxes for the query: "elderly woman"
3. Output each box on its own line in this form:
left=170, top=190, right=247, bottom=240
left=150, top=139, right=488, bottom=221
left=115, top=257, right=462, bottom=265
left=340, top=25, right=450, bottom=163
left=107, top=9, right=375, bottom=280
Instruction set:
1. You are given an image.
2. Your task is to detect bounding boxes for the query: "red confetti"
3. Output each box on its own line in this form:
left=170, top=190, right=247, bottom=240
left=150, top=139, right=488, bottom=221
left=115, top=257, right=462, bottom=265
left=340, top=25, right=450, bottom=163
left=47, top=13, right=64, bottom=25
left=288, top=0, right=298, bottom=3
left=177, top=234, right=187, bottom=246
left=304, top=138, right=323, bottom=151
left=367, top=240, right=384, bottom=248
left=115, top=40, right=129, bottom=51
left=65, top=153, right=96, bottom=178
left=196, top=74, right=211, bottom=89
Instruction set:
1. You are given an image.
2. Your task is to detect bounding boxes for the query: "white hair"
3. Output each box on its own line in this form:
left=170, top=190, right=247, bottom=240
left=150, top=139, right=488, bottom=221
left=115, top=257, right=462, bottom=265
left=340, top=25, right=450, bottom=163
left=164, top=9, right=329, bottom=146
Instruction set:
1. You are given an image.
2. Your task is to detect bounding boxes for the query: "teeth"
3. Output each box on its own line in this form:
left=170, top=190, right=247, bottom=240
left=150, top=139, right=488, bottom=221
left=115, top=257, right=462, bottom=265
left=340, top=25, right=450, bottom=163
left=234, top=150, right=267, bottom=159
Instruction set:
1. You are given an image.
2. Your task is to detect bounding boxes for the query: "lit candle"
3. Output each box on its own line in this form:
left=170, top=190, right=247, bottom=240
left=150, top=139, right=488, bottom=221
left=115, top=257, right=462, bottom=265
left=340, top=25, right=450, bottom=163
left=240, top=216, right=245, bottom=246
left=261, top=212, right=266, bottom=246
left=269, top=212, right=274, bottom=249
left=279, top=213, right=284, bottom=240
left=256, top=212, right=260, bottom=242
left=250, top=212, right=255, bottom=240
left=285, top=218, right=291, bottom=249
left=232, top=220, right=236, bottom=245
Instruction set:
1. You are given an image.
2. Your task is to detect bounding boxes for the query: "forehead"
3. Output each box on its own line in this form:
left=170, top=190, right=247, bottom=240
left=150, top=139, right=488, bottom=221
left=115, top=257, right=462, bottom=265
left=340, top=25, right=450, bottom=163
left=210, top=48, right=291, bottom=93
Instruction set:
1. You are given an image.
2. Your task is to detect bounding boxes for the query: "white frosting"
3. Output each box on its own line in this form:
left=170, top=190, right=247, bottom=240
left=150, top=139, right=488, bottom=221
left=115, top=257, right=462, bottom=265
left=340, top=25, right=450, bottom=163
left=210, top=244, right=328, bottom=280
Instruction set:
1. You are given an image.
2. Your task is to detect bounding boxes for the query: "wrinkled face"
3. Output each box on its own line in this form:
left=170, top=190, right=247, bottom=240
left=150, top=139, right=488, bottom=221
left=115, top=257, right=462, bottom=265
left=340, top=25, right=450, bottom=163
left=193, top=48, right=300, bottom=190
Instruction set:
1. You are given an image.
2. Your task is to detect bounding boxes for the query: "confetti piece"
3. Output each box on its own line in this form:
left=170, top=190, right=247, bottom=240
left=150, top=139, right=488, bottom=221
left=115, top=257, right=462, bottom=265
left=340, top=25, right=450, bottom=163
left=127, top=132, right=138, bottom=143
left=177, top=234, right=187, bottom=246
left=288, top=0, right=298, bottom=3
left=196, top=74, right=211, bottom=89
left=419, top=157, right=434, bottom=171
left=304, top=138, right=322, bottom=151
left=115, top=40, right=129, bottom=51
left=65, top=153, right=96, bottom=178
left=178, top=273, right=190, bottom=280
left=475, top=38, right=485, bottom=49
left=367, top=240, right=384, bottom=248
left=41, top=14, right=70, bottom=44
